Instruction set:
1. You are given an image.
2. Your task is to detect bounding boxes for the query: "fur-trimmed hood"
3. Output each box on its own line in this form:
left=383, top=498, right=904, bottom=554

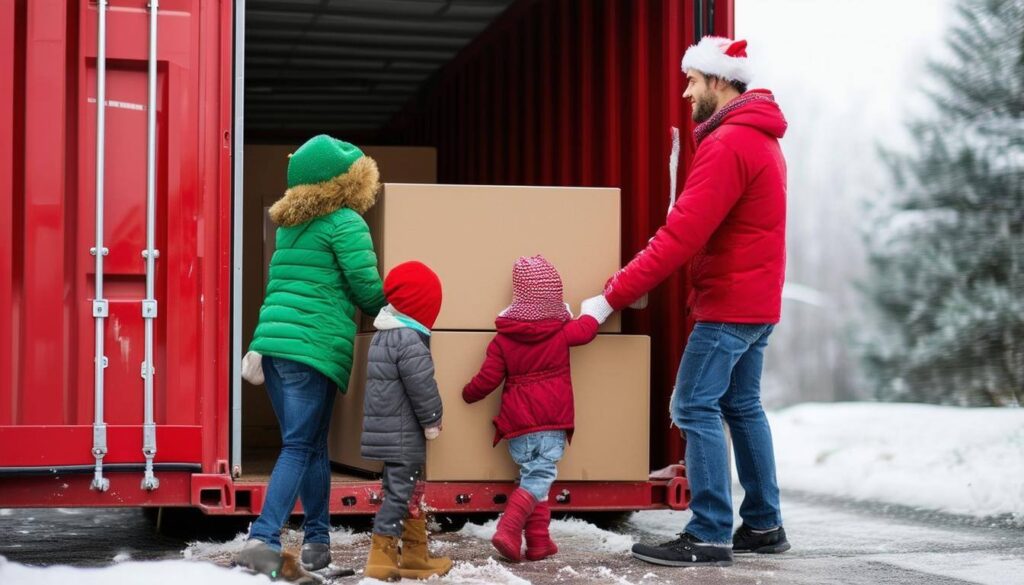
left=269, top=155, right=380, bottom=227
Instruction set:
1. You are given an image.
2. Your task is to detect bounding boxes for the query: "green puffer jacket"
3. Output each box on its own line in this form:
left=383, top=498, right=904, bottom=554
left=250, top=155, right=386, bottom=391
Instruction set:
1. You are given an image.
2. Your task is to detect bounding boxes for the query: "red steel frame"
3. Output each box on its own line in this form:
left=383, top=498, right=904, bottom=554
left=0, top=0, right=731, bottom=515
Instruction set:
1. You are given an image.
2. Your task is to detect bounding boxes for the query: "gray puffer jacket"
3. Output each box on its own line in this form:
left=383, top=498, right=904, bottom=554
left=361, top=323, right=444, bottom=463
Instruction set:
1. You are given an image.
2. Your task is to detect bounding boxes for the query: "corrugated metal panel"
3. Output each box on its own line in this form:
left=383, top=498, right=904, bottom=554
left=386, top=0, right=734, bottom=468
left=0, top=0, right=230, bottom=486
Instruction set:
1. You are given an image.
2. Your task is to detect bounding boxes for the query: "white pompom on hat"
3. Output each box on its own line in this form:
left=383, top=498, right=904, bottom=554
left=681, top=36, right=752, bottom=85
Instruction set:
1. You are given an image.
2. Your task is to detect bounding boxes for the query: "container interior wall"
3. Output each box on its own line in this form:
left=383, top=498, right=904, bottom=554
left=240, top=0, right=734, bottom=473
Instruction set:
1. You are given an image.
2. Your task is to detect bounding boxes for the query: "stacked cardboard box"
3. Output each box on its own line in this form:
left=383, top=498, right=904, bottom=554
left=329, top=183, right=651, bottom=482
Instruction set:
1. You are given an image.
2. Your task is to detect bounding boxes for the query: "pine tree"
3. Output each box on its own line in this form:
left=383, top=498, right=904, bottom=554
left=862, top=0, right=1023, bottom=406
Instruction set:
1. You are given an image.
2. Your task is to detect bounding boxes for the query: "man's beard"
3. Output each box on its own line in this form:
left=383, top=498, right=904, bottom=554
left=691, top=92, right=717, bottom=123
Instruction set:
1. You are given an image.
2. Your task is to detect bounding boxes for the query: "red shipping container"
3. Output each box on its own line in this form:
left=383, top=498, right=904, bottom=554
left=0, top=0, right=733, bottom=515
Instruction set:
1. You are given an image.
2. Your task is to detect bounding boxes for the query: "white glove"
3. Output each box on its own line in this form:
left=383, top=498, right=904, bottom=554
left=241, top=351, right=265, bottom=385
left=580, top=294, right=615, bottom=324
left=424, top=425, right=442, bottom=440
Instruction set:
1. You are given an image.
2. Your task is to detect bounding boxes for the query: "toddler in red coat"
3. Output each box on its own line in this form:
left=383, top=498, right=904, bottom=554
left=463, top=255, right=604, bottom=562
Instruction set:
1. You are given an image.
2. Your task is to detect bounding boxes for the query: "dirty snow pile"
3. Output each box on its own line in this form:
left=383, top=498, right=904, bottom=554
left=769, top=402, right=1024, bottom=521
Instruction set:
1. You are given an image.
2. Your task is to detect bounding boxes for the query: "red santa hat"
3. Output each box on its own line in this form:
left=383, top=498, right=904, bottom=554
left=681, top=36, right=752, bottom=85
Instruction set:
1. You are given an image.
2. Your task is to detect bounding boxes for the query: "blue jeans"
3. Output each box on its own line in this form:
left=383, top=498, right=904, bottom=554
left=508, top=430, right=566, bottom=502
left=671, top=322, right=782, bottom=544
left=250, top=356, right=337, bottom=550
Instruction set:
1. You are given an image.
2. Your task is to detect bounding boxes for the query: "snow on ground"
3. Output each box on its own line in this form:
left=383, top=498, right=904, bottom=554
left=0, top=556, right=270, bottom=585
left=769, top=402, right=1024, bottom=522
left=870, top=552, right=1024, bottom=585
left=3, top=402, right=1021, bottom=583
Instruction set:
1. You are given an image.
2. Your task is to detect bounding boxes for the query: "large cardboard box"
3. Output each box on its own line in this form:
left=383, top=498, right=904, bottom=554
left=329, top=332, right=650, bottom=482
left=364, top=184, right=622, bottom=333
left=327, top=334, right=384, bottom=474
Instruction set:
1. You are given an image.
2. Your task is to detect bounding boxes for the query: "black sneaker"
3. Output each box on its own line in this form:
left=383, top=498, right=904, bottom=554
left=732, top=524, right=791, bottom=554
left=631, top=533, right=734, bottom=567
left=300, top=542, right=331, bottom=571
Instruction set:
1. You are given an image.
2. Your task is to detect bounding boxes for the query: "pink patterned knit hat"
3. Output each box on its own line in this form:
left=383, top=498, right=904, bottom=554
left=499, top=255, right=572, bottom=322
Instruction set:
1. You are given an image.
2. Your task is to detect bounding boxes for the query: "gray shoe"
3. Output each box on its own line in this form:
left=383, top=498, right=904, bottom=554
left=232, top=539, right=283, bottom=579
left=301, top=542, right=332, bottom=572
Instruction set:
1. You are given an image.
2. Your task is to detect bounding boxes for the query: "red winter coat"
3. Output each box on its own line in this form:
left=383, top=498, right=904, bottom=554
left=462, top=316, right=600, bottom=445
left=605, top=90, right=789, bottom=323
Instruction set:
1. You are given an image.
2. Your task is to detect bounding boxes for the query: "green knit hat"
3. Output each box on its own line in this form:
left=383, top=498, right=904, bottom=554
left=287, top=134, right=365, bottom=188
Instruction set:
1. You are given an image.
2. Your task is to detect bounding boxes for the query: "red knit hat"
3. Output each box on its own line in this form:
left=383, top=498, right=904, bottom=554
left=499, top=255, right=571, bottom=322
left=384, top=261, right=443, bottom=330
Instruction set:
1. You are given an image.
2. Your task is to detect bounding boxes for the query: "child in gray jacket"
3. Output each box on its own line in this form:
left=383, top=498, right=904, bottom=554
left=360, top=261, right=450, bottom=581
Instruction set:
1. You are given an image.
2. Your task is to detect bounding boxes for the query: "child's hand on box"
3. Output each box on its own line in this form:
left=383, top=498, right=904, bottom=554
left=424, top=424, right=442, bottom=440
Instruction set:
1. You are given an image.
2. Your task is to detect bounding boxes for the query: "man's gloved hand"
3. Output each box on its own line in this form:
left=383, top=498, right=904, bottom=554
left=580, top=294, right=615, bottom=324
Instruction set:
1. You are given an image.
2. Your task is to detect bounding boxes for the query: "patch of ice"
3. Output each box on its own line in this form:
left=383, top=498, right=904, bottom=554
left=112, top=552, right=132, bottom=563
left=0, top=558, right=271, bottom=585
left=0, top=510, right=11, bottom=517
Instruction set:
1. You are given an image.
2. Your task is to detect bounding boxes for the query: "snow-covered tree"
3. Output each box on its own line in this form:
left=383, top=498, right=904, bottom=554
left=862, top=0, right=1023, bottom=406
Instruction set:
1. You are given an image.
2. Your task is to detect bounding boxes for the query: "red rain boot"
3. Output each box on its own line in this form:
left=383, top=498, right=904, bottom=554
left=491, top=488, right=536, bottom=562
left=524, top=500, right=558, bottom=561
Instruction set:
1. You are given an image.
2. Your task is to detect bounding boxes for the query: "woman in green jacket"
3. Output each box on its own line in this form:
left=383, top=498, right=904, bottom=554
left=235, top=135, right=387, bottom=577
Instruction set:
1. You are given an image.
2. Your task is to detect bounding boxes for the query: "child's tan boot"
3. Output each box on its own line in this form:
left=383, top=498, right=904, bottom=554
left=364, top=533, right=401, bottom=581
left=399, top=518, right=453, bottom=579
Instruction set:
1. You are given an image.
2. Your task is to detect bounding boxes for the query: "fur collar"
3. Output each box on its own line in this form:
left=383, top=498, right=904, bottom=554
left=269, top=156, right=380, bottom=227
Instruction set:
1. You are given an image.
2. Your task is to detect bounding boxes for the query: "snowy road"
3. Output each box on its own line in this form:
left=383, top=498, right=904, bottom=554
left=2, top=490, right=1021, bottom=585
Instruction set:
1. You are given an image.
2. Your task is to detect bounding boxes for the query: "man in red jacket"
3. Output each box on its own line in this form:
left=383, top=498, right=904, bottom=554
left=583, top=36, right=790, bottom=567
